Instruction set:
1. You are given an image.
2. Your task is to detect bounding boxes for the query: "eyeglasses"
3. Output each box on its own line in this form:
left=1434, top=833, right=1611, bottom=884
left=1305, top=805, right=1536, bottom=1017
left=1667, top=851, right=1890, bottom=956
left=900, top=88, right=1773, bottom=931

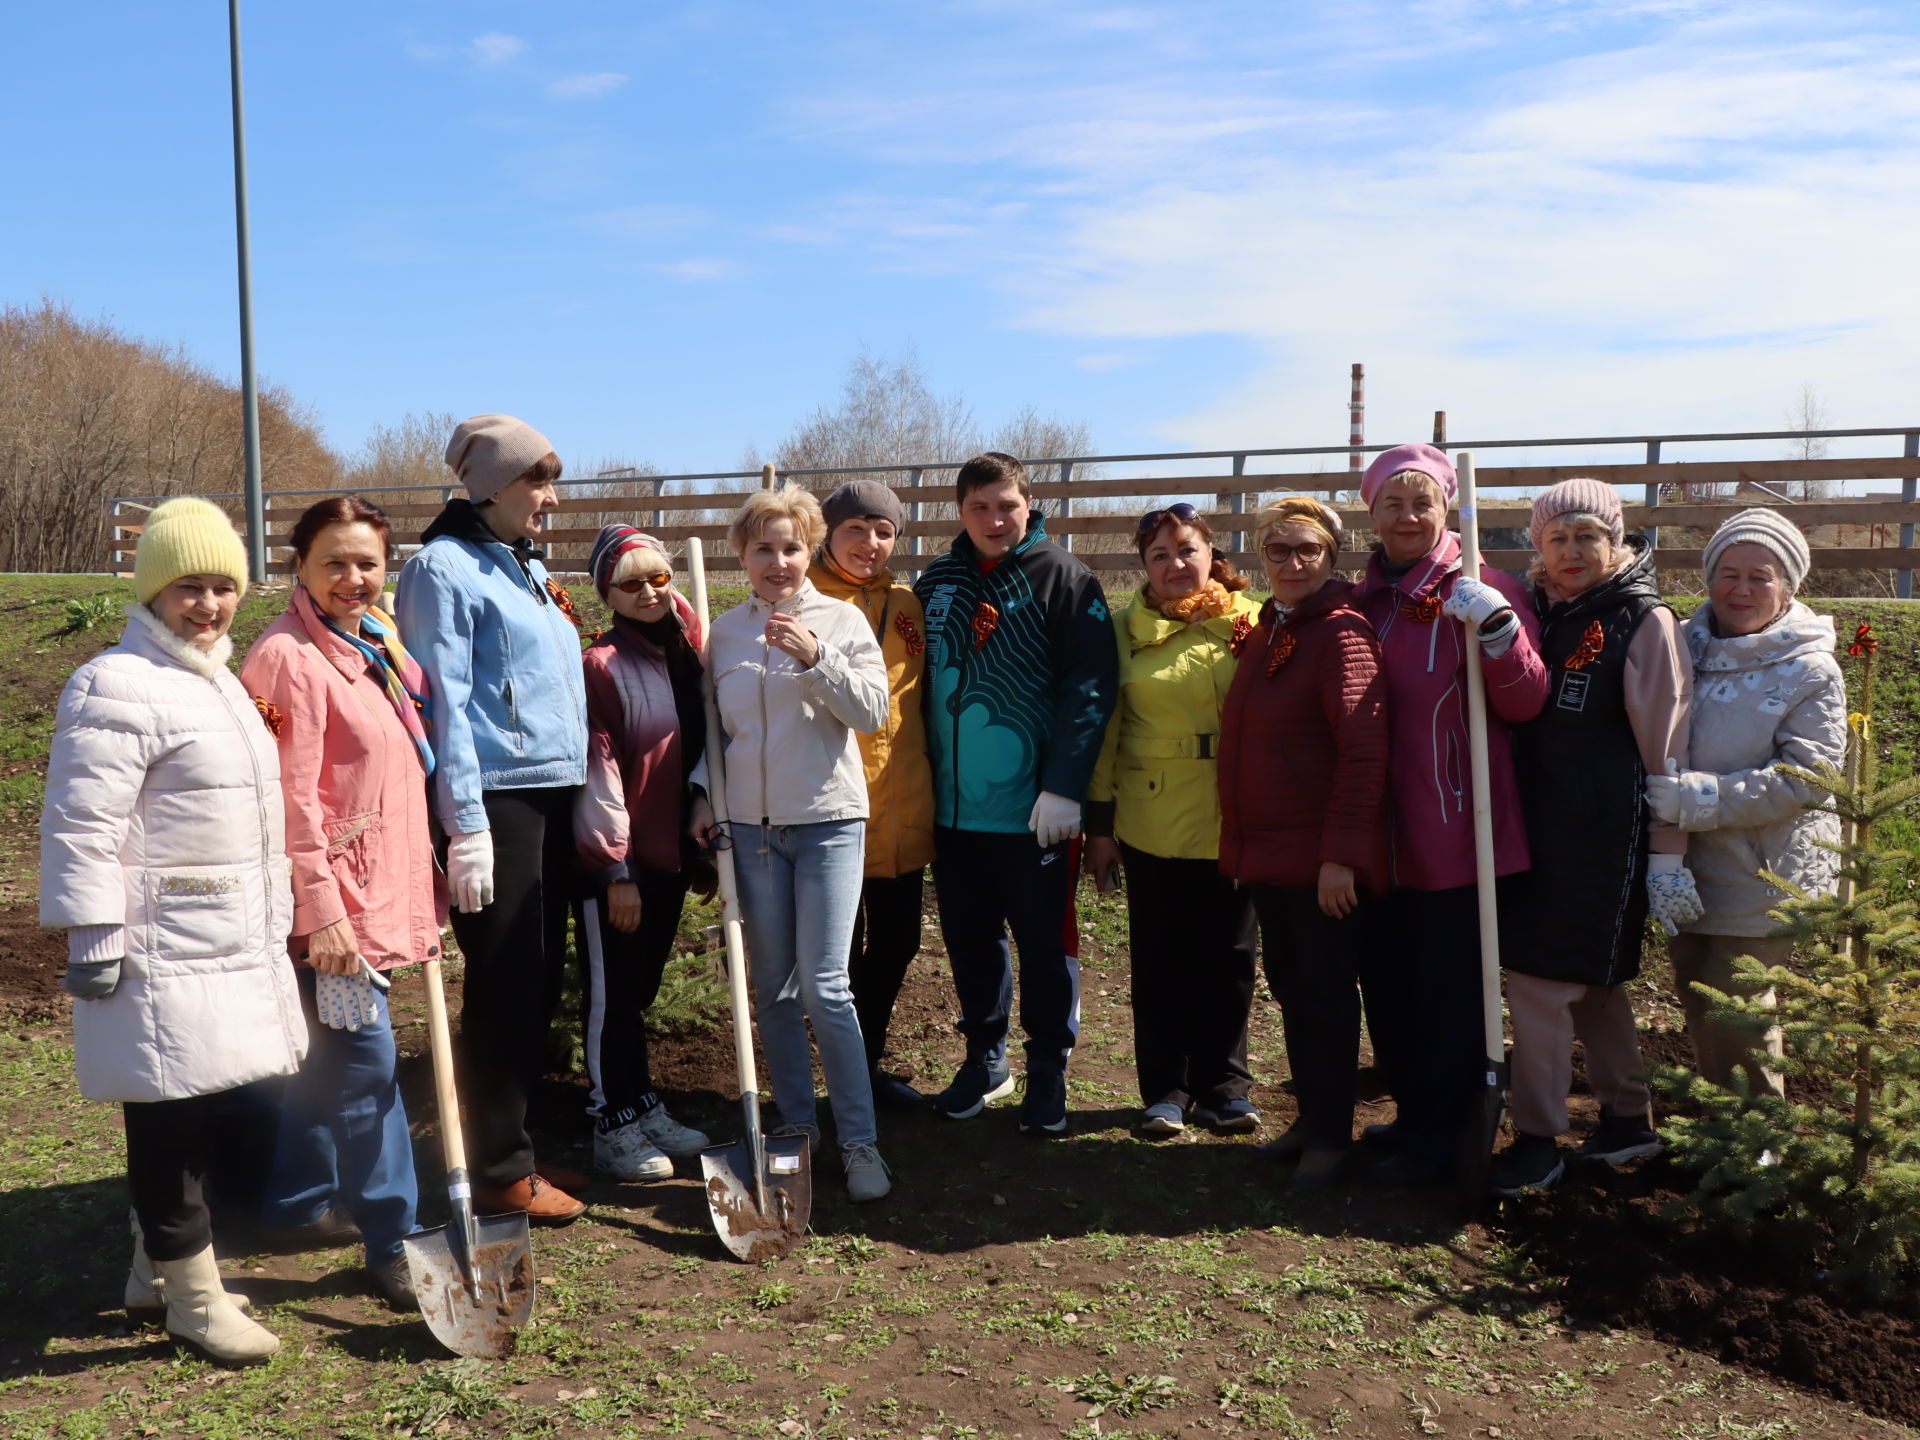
left=1137, top=502, right=1198, bottom=534
left=613, top=572, right=673, bottom=593
left=1261, top=541, right=1329, bottom=566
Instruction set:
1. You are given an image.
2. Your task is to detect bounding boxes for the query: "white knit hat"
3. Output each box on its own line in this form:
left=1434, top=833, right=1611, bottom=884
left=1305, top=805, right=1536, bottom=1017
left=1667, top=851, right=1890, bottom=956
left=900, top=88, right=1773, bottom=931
left=1701, top=508, right=1810, bottom=592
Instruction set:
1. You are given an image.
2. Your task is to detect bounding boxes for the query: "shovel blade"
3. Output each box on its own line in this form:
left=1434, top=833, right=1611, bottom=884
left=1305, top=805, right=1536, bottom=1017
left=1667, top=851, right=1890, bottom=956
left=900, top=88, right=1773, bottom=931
left=403, top=1213, right=536, bottom=1358
left=700, top=1135, right=812, bottom=1261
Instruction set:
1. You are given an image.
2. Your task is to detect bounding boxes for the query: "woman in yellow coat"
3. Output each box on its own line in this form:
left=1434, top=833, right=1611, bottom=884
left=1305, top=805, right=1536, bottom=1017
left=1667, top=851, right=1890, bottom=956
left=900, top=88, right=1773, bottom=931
left=809, top=480, right=938, bottom=1109
left=1083, top=504, right=1263, bottom=1136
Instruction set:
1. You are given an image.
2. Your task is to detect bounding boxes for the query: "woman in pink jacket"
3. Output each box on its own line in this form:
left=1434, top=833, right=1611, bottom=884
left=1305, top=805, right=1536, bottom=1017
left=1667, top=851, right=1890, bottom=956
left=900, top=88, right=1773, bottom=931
left=241, top=496, right=446, bottom=1311
left=1351, top=443, right=1549, bottom=1187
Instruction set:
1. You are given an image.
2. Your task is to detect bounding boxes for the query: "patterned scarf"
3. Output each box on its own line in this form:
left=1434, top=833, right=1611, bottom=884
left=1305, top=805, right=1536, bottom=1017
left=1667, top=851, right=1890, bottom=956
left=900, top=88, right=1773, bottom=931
left=1158, top=580, right=1233, bottom=623
left=303, top=588, right=435, bottom=777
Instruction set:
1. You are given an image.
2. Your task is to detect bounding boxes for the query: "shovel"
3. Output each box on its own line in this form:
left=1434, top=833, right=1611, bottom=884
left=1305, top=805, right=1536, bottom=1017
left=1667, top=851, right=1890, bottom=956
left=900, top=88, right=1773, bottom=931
left=402, top=956, right=536, bottom=1357
left=686, top=537, right=812, bottom=1262
left=1452, top=450, right=1511, bottom=1205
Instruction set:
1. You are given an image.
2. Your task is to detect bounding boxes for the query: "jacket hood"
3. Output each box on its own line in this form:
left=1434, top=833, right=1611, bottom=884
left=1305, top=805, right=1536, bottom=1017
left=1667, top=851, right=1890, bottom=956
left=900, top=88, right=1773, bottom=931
left=1684, top=598, right=1835, bottom=675
left=1533, top=533, right=1659, bottom=619
left=422, top=499, right=548, bottom=593
left=121, top=602, right=233, bottom=678
left=1259, top=577, right=1358, bottom=629
left=1356, top=531, right=1462, bottom=602
left=1124, top=585, right=1261, bottom=650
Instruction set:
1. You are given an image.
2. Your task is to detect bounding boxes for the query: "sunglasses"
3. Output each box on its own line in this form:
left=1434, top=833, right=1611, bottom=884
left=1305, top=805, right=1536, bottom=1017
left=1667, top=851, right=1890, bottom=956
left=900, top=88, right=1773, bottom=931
left=1261, top=541, right=1329, bottom=566
left=1137, top=502, right=1199, bottom=534
left=612, top=572, right=673, bottom=593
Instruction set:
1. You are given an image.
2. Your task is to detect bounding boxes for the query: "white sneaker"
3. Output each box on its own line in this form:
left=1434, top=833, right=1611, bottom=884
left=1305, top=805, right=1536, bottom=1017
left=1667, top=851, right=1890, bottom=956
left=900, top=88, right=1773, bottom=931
left=594, top=1122, right=674, bottom=1181
left=1139, top=1102, right=1186, bottom=1136
left=843, top=1142, right=892, bottom=1202
left=636, top=1104, right=711, bottom=1157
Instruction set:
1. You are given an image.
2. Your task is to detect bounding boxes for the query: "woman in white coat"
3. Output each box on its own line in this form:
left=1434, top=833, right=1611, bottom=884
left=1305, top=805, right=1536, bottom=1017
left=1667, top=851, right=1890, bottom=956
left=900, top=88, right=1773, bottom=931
left=40, top=497, right=305, bottom=1364
left=1647, top=508, right=1847, bottom=1094
left=689, top=484, right=893, bottom=1202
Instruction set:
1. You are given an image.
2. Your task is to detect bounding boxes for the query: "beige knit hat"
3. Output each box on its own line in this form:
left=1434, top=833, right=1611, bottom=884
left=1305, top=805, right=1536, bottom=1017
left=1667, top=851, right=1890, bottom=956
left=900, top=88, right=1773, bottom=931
left=1529, top=477, right=1624, bottom=553
left=133, top=497, right=250, bottom=605
left=444, top=414, right=556, bottom=503
left=1702, top=507, right=1811, bottom=592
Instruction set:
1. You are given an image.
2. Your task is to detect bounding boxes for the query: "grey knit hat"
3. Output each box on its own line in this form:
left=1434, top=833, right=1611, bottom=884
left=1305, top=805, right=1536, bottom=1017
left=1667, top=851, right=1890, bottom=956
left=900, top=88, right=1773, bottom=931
left=821, top=479, right=905, bottom=537
left=1701, top=507, right=1810, bottom=593
left=445, top=414, right=556, bottom=504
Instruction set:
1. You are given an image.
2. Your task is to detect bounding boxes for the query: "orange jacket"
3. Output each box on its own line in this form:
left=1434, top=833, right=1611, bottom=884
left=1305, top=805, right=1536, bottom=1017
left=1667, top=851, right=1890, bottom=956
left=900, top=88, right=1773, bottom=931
left=809, top=559, right=935, bottom=877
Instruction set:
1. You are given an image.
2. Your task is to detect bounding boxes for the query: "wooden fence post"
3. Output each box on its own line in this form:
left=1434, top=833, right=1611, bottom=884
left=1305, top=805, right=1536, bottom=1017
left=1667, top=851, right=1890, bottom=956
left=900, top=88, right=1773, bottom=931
left=1058, top=460, right=1075, bottom=553
left=1644, top=439, right=1662, bottom=551
left=1901, top=432, right=1917, bottom=600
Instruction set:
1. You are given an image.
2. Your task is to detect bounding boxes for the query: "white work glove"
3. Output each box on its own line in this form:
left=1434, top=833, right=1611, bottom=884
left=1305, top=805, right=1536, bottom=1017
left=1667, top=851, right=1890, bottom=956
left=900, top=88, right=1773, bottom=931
left=1646, top=761, right=1721, bottom=831
left=448, top=829, right=496, bottom=914
left=1646, top=852, right=1705, bottom=936
left=315, top=961, right=386, bottom=1031
left=1028, top=791, right=1083, bottom=849
left=1444, top=575, right=1519, bottom=659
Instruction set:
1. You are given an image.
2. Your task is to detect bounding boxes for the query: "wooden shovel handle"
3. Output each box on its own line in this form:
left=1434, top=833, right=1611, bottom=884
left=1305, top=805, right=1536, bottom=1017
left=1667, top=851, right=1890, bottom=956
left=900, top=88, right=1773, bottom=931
left=421, top=956, right=468, bottom=1177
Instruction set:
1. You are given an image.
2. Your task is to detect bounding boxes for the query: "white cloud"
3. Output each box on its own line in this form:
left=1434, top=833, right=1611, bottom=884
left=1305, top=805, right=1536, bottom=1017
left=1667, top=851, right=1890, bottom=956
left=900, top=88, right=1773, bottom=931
left=548, top=72, right=630, bottom=101
left=469, top=32, right=527, bottom=67
left=779, top=4, right=1920, bottom=449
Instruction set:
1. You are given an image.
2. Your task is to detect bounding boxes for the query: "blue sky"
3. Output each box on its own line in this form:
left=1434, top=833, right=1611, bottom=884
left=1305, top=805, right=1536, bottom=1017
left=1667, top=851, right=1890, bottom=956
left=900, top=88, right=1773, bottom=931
left=5, top=1, right=1917, bottom=475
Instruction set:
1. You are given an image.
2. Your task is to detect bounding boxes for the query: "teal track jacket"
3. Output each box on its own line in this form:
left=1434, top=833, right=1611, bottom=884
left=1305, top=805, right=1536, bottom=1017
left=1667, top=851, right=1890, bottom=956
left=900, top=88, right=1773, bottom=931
left=913, top=515, right=1118, bottom=833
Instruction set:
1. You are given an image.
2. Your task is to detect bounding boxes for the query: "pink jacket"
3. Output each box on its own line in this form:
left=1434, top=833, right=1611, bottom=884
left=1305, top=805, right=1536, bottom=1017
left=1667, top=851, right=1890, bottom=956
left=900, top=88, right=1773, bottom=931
left=241, top=590, right=448, bottom=970
left=1354, top=534, right=1549, bottom=892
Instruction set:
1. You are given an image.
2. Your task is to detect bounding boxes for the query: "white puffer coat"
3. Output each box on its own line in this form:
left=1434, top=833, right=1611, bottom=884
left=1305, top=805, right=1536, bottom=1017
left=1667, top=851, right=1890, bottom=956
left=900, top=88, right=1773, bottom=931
left=39, top=606, right=306, bottom=1102
left=1673, top=600, right=1847, bottom=938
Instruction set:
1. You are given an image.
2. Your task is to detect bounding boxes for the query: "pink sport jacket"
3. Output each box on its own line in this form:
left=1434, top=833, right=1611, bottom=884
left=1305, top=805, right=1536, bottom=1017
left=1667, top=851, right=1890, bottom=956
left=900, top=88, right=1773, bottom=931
left=1353, top=534, right=1548, bottom=892
left=241, top=589, right=448, bottom=970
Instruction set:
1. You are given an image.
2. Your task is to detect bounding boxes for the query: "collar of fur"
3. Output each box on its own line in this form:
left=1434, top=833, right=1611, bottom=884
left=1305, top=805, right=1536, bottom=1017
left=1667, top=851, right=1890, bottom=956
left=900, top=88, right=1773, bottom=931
left=123, top=602, right=234, bottom=678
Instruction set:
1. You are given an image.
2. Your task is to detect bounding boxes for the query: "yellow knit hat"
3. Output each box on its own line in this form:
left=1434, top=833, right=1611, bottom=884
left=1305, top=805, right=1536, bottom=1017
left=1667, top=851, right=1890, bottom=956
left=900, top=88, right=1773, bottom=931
left=133, top=497, right=250, bottom=605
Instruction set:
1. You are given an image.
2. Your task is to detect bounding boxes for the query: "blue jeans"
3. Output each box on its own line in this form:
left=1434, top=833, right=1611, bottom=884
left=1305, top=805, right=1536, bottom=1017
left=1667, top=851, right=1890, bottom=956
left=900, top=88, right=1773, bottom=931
left=262, top=968, right=419, bottom=1261
left=732, top=820, right=876, bottom=1149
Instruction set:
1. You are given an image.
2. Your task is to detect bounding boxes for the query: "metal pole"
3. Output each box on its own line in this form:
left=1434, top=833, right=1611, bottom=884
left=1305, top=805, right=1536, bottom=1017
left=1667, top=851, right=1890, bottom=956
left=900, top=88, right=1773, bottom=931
left=1900, top=432, right=1917, bottom=600
left=1228, top=453, right=1247, bottom=560
left=1057, top=460, right=1074, bottom=553
left=907, top=466, right=923, bottom=558
left=1644, top=439, right=1661, bottom=553
left=228, top=0, right=266, bottom=583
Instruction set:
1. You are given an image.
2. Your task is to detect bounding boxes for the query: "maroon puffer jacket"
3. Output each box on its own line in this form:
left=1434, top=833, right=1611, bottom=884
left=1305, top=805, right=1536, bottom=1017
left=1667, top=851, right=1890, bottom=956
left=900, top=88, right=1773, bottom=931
left=1217, top=580, right=1391, bottom=893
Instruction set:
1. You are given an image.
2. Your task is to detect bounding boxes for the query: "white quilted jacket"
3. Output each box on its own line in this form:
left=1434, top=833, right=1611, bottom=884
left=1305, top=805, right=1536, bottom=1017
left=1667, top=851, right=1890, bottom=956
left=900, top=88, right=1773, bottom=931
left=39, top=605, right=307, bottom=1102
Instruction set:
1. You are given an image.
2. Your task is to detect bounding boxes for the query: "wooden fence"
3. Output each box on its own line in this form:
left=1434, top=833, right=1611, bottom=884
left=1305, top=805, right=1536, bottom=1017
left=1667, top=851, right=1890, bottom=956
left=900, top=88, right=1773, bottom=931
left=106, top=447, right=1920, bottom=592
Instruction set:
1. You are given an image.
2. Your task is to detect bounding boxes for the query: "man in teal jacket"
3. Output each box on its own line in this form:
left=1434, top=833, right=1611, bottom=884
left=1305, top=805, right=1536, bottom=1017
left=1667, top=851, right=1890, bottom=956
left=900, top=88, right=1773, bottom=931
left=913, top=452, right=1117, bottom=1132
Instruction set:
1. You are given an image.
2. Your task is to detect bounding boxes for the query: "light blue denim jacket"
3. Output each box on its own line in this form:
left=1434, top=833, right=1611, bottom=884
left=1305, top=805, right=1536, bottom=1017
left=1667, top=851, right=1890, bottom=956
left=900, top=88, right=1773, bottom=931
left=394, top=509, right=587, bottom=835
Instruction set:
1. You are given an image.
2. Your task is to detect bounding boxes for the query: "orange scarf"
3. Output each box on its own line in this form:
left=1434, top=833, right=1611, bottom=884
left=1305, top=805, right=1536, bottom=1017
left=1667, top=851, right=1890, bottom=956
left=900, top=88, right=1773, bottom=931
left=1158, top=580, right=1232, bottom=623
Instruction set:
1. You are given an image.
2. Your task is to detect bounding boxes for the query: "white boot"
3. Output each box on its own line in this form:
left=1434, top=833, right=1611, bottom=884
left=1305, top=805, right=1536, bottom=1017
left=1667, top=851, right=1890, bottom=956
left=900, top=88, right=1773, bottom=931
left=126, top=1213, right=249, bottom=1326
left=153, top=1246, right=279, bottom=1364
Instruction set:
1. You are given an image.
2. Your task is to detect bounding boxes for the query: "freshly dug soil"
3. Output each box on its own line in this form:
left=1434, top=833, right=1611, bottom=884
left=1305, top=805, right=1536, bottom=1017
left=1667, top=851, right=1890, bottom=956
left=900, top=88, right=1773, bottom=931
left=1505, top=1153, right=1920, bottom=1425
left=0, top=903, right=70, bottom=1026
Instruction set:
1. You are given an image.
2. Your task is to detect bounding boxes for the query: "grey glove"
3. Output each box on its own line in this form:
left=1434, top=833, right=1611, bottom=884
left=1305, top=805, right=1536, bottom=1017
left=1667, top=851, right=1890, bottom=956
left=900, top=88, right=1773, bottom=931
left=60, top=957, right=122, bottom=999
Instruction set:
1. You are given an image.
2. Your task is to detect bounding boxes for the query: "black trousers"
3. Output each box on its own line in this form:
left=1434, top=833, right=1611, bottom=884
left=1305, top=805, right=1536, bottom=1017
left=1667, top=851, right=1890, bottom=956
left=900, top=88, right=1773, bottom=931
left=931, top=827, right=1079, bottom=1070
left=1358, top=884, right=1490, bottom=1167
left=579, top=870, right=689, bottom=1127
left=848, top=869, right=926, bottom=1073
left=1122, top=844, right=1257, bottom=1110
left=442, top=786, right=579, bottom=1189
left=124, top=1092, right=225, bottom=1262
left=1251, top=884, right=1367, bottom=1149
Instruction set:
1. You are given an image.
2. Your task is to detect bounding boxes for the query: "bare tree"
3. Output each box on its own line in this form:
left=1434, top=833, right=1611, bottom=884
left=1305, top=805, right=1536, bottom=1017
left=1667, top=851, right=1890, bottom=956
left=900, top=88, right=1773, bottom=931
left=1784, top=383, right=1835, bottom=500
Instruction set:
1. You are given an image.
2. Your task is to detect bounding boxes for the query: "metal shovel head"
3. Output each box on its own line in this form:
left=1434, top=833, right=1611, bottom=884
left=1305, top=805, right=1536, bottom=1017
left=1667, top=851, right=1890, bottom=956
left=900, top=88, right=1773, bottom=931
left=700, top=1135, right=812, bottom=1262
left=403, top=1212, right=536, bottom=1358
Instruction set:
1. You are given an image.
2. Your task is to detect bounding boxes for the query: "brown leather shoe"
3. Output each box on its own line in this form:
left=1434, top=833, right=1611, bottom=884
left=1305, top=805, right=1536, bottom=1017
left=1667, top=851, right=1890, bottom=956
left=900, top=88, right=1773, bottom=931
left=474, top=1173, right=587, bottom=1227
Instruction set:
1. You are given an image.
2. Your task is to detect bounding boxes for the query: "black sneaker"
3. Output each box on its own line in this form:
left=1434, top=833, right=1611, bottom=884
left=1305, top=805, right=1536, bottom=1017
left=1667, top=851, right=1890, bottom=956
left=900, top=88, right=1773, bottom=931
left=1018, top=1068, right=1068, bottom=1135
left=932, top=1061, right=1015, bottom=1119
left=870, top=1070, right=932, bottom=1112
left=366, top=1251, right=419, bottom=1313
left=1191, top=1098, right=1261, bottom=1134
left=1576, top=1110, right=1664, bottom=1165
left=1490, top=1133, right=1566, bottom=1197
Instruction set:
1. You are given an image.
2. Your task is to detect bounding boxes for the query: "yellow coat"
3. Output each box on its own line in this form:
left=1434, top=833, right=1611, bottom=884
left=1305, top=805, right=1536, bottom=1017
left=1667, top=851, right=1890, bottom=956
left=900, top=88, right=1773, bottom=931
left=1088, top=588, right=1263, bottom=861
left=808, top=560, right=936, bottom=877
